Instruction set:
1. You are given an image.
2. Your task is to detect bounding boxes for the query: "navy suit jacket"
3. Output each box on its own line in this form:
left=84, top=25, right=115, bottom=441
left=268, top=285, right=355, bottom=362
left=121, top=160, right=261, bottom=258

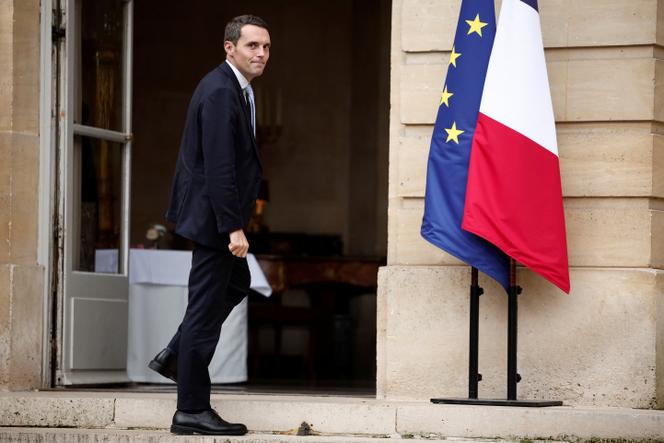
left=165, top=62, right=262, bottom=249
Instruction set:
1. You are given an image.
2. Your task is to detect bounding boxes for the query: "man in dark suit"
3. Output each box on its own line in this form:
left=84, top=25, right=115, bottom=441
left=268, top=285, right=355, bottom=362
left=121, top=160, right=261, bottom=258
left=148, top=14, right=270, bottom=436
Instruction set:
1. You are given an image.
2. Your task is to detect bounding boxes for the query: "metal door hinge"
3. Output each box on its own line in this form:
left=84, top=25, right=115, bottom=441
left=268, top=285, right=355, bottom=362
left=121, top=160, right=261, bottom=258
left=52, top=0, right=65, bottom=43
left=52, top=25, right=65, bottom=42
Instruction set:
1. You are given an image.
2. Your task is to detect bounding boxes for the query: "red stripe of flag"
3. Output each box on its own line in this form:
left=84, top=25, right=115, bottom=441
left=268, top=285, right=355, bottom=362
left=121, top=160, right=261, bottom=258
left=462, top=113, right=570, bottom=293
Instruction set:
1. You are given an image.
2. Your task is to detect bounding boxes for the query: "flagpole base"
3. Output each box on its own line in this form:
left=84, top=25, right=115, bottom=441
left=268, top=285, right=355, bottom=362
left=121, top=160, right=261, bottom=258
left=430, top=397, right=563, bottom=407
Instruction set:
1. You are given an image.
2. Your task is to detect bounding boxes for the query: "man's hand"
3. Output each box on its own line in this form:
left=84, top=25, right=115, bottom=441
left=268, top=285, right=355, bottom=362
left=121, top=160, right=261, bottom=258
left=228, top=229, right=249, bottom=258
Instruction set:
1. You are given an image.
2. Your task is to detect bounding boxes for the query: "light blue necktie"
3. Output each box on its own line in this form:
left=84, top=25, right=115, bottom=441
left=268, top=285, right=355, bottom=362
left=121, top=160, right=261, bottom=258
left=244, top=85, right=255, bottom=136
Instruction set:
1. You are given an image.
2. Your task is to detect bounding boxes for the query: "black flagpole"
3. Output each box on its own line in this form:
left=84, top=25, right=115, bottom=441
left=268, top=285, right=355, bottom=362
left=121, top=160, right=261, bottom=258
left=507, top=258, right=520, bottom=399
left=431, top=263, right=563, bottom=407
left=469, top=267, right=482, bottom=399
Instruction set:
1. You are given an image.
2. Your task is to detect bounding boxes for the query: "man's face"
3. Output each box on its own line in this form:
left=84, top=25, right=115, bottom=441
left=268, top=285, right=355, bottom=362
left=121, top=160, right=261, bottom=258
left=224, top=24, right=271, bottom=81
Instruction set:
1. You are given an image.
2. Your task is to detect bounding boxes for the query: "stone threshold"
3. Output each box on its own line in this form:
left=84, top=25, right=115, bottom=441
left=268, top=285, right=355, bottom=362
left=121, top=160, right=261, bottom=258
left=0, top=391, right=663, bottom=441
left=0, top=428, right=503, bottom=443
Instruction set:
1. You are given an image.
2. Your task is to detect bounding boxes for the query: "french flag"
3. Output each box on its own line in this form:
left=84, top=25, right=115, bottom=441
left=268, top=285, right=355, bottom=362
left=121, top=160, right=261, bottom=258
left=461, top=0, right=570, bottom=293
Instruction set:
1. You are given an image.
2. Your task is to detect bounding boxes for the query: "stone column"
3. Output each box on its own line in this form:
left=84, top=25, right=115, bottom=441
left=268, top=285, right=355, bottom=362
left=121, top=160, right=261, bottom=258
left=0, top=0, right=44, bottom=390
left=378, top=0, right=664, bottom=408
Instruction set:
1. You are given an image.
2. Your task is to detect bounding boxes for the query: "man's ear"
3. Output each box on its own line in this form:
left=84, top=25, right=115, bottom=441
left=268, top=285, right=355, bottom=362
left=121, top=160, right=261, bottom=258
left=223, top=40, right=234, bottom=56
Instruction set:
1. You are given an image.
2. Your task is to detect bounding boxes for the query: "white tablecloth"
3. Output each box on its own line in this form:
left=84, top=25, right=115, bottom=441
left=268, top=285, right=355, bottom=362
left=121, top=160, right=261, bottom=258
left=95, top=249, right=271, bottom=383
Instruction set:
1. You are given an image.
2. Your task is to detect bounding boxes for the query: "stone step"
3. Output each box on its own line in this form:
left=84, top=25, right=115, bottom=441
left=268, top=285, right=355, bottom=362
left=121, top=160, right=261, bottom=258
left=1, top=391, right=663, bottom=441
left=0, top=428, right=502, bottom=443
left=0, top=427, right=532, bottom=443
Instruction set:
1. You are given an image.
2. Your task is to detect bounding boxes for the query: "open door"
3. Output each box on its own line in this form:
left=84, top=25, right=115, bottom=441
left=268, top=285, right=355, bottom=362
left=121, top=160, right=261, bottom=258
left=57, top=0, right=134, bottom=384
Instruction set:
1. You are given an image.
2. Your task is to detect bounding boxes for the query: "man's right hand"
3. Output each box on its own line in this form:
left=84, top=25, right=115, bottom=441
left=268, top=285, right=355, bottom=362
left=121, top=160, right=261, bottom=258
left=228, top=229, right=249, bottom=258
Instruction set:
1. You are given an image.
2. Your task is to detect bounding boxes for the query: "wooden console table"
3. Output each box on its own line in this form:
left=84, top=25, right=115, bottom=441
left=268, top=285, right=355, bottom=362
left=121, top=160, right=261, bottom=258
left=255, top=255, right=381, bottom=292
left=249, top=256, right=383, bottom=383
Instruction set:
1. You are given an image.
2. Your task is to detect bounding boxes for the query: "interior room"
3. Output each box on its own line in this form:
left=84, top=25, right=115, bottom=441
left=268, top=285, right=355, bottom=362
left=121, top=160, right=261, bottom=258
left=77, top=0, right=390, bottom=394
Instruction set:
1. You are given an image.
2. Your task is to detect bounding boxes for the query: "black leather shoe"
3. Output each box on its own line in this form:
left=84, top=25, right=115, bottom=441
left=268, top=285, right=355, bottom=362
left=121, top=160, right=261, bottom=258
left=148, top=348, right=177, bottom=382
left=170, top=409, right=248, bottom=435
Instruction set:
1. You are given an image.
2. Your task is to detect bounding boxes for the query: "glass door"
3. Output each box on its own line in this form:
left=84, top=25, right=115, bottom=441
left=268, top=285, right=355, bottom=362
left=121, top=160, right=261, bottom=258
left=58, top=0, right=133, bottom=384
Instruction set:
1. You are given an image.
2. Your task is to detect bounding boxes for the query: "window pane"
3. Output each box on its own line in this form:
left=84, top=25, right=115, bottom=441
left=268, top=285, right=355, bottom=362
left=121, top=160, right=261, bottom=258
left=76, top=0, right=125, bottom=131
left=75, top=135, right=124, bottom=273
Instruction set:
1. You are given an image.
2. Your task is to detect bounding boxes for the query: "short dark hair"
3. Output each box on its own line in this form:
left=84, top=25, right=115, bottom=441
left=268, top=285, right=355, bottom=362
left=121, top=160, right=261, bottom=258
left=224, top=15, right=269, bottom=45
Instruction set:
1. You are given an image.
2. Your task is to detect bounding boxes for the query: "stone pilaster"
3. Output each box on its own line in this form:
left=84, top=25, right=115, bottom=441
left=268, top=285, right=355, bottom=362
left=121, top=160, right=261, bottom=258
left=380, top=0, right=664, bottom=408
left=0, top=0, right=44, bottom=390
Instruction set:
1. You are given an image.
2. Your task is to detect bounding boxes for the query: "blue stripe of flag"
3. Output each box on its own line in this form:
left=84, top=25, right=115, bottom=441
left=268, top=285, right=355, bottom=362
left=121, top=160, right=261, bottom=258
left=521, top=0, right=538, bottom=11
left=421, top=0, right=509, bottom=291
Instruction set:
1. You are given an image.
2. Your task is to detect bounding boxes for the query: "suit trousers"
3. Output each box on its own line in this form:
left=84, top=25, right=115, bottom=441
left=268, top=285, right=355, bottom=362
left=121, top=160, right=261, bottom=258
left=166, top=242, right=249, bottom=411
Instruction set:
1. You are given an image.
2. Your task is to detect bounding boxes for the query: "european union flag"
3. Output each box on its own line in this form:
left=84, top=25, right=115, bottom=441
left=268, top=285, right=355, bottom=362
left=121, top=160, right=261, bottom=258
left=420, top=0, right=509, bottom=291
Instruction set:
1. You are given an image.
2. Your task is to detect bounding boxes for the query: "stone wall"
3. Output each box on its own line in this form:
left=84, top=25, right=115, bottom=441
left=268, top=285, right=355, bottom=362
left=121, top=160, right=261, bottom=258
left=0, top=0, right=44, bottom=390
left=378, top=0, right=664, bottom=408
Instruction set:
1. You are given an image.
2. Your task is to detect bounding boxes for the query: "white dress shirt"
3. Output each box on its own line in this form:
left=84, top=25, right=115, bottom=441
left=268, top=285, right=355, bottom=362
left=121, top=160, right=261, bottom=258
left=225, top=60, right=255, bottom=135
left=225, top=59, right=250, bottom=90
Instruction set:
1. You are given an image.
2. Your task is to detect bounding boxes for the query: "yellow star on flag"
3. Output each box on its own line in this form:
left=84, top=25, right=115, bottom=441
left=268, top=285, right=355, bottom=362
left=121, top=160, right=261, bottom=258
left=440, top=85, right=453, bottom=107
left=445, top=122, right=464, bottom=144
left=449, top=46, right=461, bottom=67
left=466, top=14, right=488, bottom=37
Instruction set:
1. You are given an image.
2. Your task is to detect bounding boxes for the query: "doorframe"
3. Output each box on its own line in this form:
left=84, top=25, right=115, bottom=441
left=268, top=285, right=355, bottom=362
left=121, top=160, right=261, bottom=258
left=44, top=0, right=136, bottom=386
left=39, top=0, right=57, bottom=389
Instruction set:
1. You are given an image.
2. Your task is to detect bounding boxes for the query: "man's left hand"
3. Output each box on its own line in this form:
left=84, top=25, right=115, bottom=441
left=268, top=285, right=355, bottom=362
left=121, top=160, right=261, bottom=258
left=228, top=229, right=249, bottom=258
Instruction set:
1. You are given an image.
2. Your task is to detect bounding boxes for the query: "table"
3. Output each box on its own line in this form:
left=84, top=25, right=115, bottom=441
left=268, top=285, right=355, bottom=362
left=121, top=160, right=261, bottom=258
left=95, top=249, right=271, bottom=383
left=255, top=256, right=381, bottom=292
left=249, top=255, right=382, bottom=381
